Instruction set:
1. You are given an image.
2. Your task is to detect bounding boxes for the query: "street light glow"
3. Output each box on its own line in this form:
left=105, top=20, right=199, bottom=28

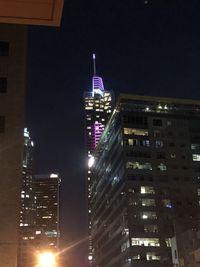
left=38, top=252, right=56, bottom=267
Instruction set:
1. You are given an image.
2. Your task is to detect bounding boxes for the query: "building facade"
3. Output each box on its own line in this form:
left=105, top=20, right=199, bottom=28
left=0, top=4, right=63, bottom=265
left=0, top=24, right=27, bottom=267
left=18, top=128, right=36, bottom=267
left=20, top=128, right=35, bottom=227
left=90, top=94, right=200, bottom=267
left=84, top=55, right=113, bottom=262
left=33, top=174, right=61, bottom=250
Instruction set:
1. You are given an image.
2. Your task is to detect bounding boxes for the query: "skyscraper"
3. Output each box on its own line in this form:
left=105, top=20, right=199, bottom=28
left=84, top=54, right=113, bottom=263
left=18, top=128, right=36, bottom=267
left=90, top=94, right=200, bottom=267
left=33, top=173, right=61, bottom=250
left=20, top=128, right=35, bottom=227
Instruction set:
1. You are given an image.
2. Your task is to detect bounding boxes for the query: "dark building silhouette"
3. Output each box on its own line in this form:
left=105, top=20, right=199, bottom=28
left=90, top=94, right=200, bottom=267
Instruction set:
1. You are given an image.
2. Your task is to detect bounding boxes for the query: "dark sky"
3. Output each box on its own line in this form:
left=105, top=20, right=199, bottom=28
left=26, top=0, right=200, bottom=266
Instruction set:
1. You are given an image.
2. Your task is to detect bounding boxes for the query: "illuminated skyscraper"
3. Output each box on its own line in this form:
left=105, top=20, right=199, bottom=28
left=90, top=94, right=200, bottom=267
left=84, top=54, right=113, bottom=263
left=20, top=128, right=35, bottom=227
left=33, top=173, right=61, bottom=250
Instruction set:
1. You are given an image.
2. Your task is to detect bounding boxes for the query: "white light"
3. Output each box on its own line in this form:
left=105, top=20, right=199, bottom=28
left=142, top=214, right=148, bottom=219
left=38, top=252, right=55, bottom=267
left=88, top=255, right=93, bottom=261
left=88, top=156, right=95, bottom=168
left=50, top=173, right=58, bottom=178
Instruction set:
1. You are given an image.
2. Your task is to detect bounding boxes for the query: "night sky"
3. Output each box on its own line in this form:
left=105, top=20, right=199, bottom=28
left=26, top=1, right=200, bottom=266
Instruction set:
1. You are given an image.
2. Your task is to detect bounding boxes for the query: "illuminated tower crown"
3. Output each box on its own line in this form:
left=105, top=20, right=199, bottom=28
left=92, top=53, right=104, bottom=95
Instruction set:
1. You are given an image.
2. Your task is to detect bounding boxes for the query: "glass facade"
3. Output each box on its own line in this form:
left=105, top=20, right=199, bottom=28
left=90, top=94, right=200, bottom=267
left=84, top=73, right=113, bottom=263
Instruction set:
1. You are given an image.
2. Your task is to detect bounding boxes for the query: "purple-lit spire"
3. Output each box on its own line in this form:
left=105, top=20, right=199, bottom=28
left=92, top=53, right=105, bottom=95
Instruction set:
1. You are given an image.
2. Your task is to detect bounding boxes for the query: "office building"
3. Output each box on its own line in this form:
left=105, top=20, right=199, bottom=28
left=33, top=174, right=61, bottom=250
left=20, top=128, right=35, bottom=227
left=18, top=128, right=36, bottom=267
left=84, top=54, right=113, bottom=262
left=90, top=94, right=200, bottom=267
left=0, top=3, right=63, bottom=266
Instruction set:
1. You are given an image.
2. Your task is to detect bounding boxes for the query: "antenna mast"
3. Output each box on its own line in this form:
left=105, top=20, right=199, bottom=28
left=93, top=53, right=96, bottom=76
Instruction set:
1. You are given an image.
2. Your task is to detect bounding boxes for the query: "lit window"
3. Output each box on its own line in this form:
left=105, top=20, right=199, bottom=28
left=128, top=139, right=133, bottom=146
left=165, top=238, right=171, bottom=247
left=144, top=225, right=158, bottom=233
left=155, top=140, right=164, bottom=148
left=197, top=189, right=200, bottom=196
left=157, top=163, right=167, bottom=171
left=126, top=162, right=152, bottom=170
left=191, top=144, right=200, bottom=150
left=193, top=154, right=200, bottom=161
left=132, top=254, right=140, bottom=260
left=121, top=240, right=130, bottom=252
left=146, top=252, right=160, bottom=261
left=141, top=211, right=157, bottom=220
left=141, top=198, right=155, bottom=206
left=140, top=186, right=155, bottom=194
left=124, top=128, right=148, bottom=136
left=131, top=238, right=160, bottom=247
left=162, top=199, right=172, bottom=208
left=36, top=231, right=41, bottom=235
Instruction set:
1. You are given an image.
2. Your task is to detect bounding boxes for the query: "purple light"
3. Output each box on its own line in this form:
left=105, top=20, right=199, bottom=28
left=93, top=121, right=104, bottom=148
left=92, top=76, right=104, bottom=95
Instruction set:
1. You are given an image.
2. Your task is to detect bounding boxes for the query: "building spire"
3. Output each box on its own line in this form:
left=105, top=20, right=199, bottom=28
left=93, top=53, right=96, bottom=76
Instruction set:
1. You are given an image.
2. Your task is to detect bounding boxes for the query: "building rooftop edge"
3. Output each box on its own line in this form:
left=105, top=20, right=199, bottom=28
left=119, top=93, right=200, bottom=105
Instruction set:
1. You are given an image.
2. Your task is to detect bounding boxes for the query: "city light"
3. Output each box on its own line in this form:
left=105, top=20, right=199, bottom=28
left=37, top=252, right=56, bottom=267
left=88, top=156, right=95, bottom=168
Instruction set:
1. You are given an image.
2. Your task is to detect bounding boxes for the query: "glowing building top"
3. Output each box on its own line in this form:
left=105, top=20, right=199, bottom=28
left=92, top=54, right=104, bottom=96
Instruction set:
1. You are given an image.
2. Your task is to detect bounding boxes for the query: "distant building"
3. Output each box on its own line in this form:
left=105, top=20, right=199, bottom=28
left=33, top=174, right=61, bottom=250
left=84, top=54, right=113, bottom=262
left=20, top=128, right=35, bottom=227
left=18, top=128, right=36, bottom=267
left=90, top=94, right=200, bottom=267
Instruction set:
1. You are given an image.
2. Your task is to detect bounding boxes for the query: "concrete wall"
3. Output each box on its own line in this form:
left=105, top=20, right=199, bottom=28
left=0, top=24, right=26, bottom=267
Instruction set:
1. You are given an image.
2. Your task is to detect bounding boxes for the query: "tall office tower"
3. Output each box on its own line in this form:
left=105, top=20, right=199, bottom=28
left=84, top=54, right=113, bottom=263
left=0, top=3, right=63, bottom=266
left=90, top=94, right=200, bottom=267
left=18, top=128, right=36, bottom=267
left=33, top=174, right=61, bottom=250
left=20, top=128, right=35, bottom=227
